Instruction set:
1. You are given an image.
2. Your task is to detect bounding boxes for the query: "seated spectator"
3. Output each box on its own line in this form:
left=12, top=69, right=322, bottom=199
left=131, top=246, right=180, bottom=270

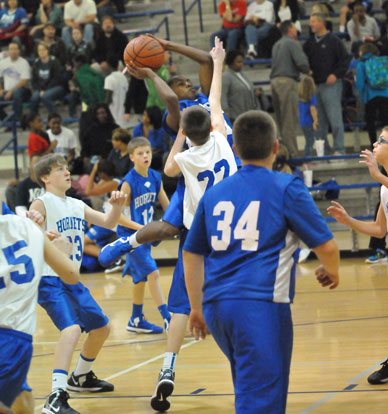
left=355, top=42, right=388, bottom=147
left=0, top=41, right=31, bottom=122
left=145, top=50, right=176, bottom=112
left=5, top=153, right=44, bottom=214
left=29, top=0, right=64, bottom=38
left=221, top=49, right=261, bottom=124
left=347, top=2, right=380, bottom=55
left=24, top=111, right=57, bottom=157
left=0, top=0, right=28, bottom=48
left=92, top=16, right=128, bottom=74
left=107, top=127, right=132, bottom=178
left=244, top=0, right=275, bottom=59
left=34, top=21, right=67, bottom=66
left=105, top=55, right=130, bottom=128
left=210, top=0, right=247, bottom=52
left=47, top=112, right=77, bottom=163
left=377, top=0, right=388, bottom=56
left=70, top=53, right=105, bottom=118
left=67, top=26, right=92, bottom=65
left=19, top=0, right=39, bottom=22
left=14, top=154, right=45, bottom=216
left=62, top=0, right=97, bottom=47
left=133, top=105, right=168, bottom=170
left=80, top=103, right=118, bottom=159
left=30, top=41, right=64, bottom=114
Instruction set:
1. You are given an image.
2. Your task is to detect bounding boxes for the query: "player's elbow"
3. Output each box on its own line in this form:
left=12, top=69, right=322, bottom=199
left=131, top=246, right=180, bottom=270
left=314, top=238, right=339, bottom=258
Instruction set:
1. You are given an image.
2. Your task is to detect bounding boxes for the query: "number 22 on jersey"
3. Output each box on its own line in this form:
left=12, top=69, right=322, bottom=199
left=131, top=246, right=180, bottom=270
left=211, top=201, right=260, bottom=251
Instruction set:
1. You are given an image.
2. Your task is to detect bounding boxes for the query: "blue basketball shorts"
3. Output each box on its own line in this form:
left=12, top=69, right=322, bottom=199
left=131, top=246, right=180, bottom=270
left=38, top=276, right=109, bottom=333
left=86, top=225, right=115, bottom=247
left=0, top=328, right=32, bottom=408
left=203, top=299, right=293, bottom=414
left=162, top=178, right=185, bottom=229
left=167, top=229, right=190, bottom=315
left=122, top=243, right=158, bottom=283
left=81, top=255, right=102, bottom=272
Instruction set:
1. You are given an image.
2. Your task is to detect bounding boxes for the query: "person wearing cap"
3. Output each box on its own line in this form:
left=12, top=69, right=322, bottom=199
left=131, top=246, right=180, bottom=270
left=30, top=0, right=64, bottom=39
left=35, top=22, right=67, bottom=66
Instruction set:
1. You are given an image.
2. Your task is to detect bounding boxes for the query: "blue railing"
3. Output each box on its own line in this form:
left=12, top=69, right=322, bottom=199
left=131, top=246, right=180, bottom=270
left=182, top=0, right=204, bottom=45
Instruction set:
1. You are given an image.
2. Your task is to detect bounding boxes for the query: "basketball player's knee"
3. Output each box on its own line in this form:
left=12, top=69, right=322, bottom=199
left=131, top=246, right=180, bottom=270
left=92, top=323, right=110, bottom=340
left=61, top=324, right=82, bottom=344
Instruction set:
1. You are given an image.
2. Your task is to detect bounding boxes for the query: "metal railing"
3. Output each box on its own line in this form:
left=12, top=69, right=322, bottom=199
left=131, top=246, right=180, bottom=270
left=182, top=0, right=204, bottom=45
left=0, top=109, right=19, bottom=179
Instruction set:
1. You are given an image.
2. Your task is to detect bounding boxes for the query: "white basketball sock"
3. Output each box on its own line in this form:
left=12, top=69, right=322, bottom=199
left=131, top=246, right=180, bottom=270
left=162, top=352, right=177, bottom=371
left=52, top=370, right=68, bottom=391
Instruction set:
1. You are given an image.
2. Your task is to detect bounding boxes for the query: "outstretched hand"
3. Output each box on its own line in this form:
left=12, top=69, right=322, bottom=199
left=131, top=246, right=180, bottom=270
left=26, top=209, right=44, bottom=226
left=359, top=149, right=380, bottom=179
left=145, top=33, right=169, bottom=50
left=315, top=265, right=339, bottom=289
left=109, top=191, right=127, bottom=208
left=327, top=201, right=350, bottom=225
left=189, top=309, right=209, bottom=340
left=210, top=36, right=225, bottom=63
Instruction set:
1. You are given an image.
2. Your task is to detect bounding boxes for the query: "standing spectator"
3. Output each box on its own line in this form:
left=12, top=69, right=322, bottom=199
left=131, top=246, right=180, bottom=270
left=303, top=13, right=350, bottom=155
left=0, top=0, right=28, bottom=48
left=30, top=41, right=64, bottom=114
left=37, top=21, right=67, bottom=66
left=107, top=128, right=132, bottom=178
left=29, top=0, right=64, bottom=39
left=62, top=0, right=97, bottom=47
left=210, top=0, right=247, bottom=52
left=298, top=75, right=318, bottom=156
left=244, top=0, right=275, bottom=59
left=270, top=20, right=310, bottom=157
left=92, top=16, right=128, bottom=73
left=24, top=111, right=57, bottom=158
left=133, top=106, right=168, bottom=170
left=355, top=42, right=388, bottom=147
left=221, top=49, right=261, bottom=124
left=80, top=103, right=118, bottom=159
left=125, top=76, right=148, bottom=118
left=47, top=112, right=77, bottom=162
left=309, top=3, right=333, bottom=34
left=104, top=55, right=130, bottom=128
left=0, top=41, right=31, bottom=122
left=347, top=2, right=380, bottom=55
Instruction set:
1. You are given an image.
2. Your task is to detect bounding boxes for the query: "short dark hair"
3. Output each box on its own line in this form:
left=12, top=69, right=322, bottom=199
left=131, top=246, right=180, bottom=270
left=21, top=110, right=39, bottom=129
left=225, top=49, right=244, bottom=66
left=280, top=20, right=293, bottom=35
left=48, top=112, right=61, bottom=122
left=233, top=110, right=277, bottom=160
left=359, top=42, right=379, bottom=57
left=97, top=159, right=116, bottom=178
left=181, top=106, right=211, bottom=145
left=112, top=127, right=131, bottom=144
left=128, top=137, right=151, bottom=154
left=102, top=15, right=115, bottom=24
left=145, top=105, right=163, bottom=129
left=34, top=154, right=67, bottom=188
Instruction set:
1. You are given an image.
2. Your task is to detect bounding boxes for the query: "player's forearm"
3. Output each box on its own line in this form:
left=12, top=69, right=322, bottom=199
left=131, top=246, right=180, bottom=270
left=343, top=217, right=386, bottom=238
left=209, top=60, right=223, bottom=117
left=118, top=214, right=143, bottom=231
left=313, top=238, right=339, bottom=278
left=100, top=205, right=122, bottom=228
left=183, top=250, right=204, bottom=311
left=164, top=129, right=185, bottom=177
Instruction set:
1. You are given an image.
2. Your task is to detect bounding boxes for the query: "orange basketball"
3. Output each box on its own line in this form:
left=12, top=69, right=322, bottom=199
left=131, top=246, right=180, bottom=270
left=123, top=35, right=165, bottom=71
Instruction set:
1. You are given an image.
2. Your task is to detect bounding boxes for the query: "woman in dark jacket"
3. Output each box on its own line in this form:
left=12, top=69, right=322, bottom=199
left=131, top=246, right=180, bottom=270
left=30, top=41, right=64, bottom=113
left=80, top=103, right=119, bottom=159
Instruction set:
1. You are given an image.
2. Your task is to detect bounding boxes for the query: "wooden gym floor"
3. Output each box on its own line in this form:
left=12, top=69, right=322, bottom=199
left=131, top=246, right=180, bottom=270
left=29, top=257, right=388, bottom=414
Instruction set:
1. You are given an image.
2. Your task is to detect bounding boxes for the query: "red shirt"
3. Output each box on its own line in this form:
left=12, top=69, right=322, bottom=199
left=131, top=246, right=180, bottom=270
left=219, top=1, right=247, bottom=29
left=28, top=132, right=49, bottom=157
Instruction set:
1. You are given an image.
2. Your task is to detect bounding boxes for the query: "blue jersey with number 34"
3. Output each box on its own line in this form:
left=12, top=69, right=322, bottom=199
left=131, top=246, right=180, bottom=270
left=184, top=165, right=333, bottom=304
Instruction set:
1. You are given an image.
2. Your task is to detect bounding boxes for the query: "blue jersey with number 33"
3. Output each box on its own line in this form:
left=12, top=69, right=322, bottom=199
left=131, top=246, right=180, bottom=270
left=184, top=165, right=333, bottom=304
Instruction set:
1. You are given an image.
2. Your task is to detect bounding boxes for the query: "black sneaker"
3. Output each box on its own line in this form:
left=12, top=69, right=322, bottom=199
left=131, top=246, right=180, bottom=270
left=368, top=359, right=388, bottom=384
left=150, top=369, right=175, bottom=412
left=42, top=389, right=79, bottom=414
left=67, top=370, right=114, bottom=392
left=104, top=257, right=125, bottom=274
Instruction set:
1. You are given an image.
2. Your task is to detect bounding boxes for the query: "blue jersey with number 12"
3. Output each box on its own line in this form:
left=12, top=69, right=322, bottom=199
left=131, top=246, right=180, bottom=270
left=117, top=167, right=161, bottom=237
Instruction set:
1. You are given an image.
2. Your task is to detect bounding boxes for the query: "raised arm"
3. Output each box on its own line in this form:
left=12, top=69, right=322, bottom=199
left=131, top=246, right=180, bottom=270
left=127, top=63, right=181, bottom=133
left=149, top=35, right=213, bottom=96
left=209, top=37, right=227, bottom=137
left=84, top=191, right=126, bottom=228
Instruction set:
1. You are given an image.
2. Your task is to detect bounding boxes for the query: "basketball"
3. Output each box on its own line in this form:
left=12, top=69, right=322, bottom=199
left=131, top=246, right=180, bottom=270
left=123, top=35, right=165, bottom=71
